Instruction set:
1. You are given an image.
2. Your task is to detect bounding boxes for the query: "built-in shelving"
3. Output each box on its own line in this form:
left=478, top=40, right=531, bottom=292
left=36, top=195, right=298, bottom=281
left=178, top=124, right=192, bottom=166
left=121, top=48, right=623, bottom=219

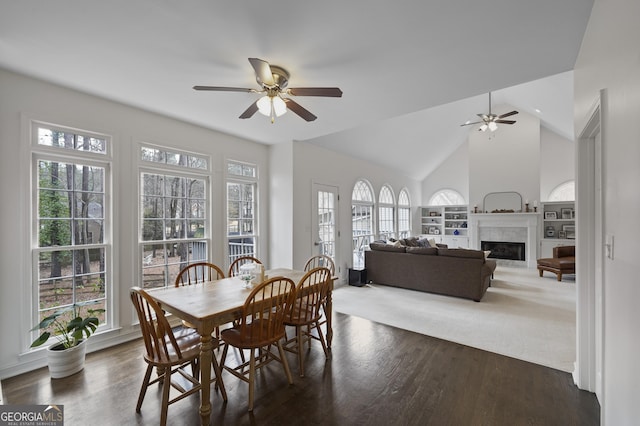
left=540, top=201, right=575, bottom=257
left=421, top=205, right=469, bottom=247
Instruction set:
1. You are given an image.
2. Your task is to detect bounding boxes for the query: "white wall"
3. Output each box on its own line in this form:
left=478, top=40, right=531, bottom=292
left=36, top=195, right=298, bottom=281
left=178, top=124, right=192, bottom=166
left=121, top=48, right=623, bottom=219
left=0, top=69, right=270, bottom=378
left=469, top=107, right=541, bottom=210
left=286, top=141, right=422, bottom=279
left=574, top=0, right=640, bottom=423
left=423, top=109, right=573, bottom=211
left=421, top=142, right=469, bottom=203
left=540, top=127, right=575, bottom=201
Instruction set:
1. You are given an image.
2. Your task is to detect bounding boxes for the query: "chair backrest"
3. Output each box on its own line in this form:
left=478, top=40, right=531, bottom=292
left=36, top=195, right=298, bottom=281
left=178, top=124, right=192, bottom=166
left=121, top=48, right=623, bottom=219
left=175, top=262, right=225, bottom=287
left=304, top=255, right=335, bottom=277
left=289, top=267, right=331, bottom=324
left=130, top=287, right=186, bottom=362
left=228, top=256, right=263, bottom=278
left=238, top=277, right=295, bottom=345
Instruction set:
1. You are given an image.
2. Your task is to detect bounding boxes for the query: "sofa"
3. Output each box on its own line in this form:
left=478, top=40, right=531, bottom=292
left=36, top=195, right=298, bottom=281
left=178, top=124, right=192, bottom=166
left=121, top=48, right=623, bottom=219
left=364, top=239, right=497, bottom=302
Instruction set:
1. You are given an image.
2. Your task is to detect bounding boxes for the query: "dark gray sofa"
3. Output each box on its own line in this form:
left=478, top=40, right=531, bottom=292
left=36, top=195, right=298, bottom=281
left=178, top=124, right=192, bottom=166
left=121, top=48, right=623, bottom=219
left=364, top=243, right=497, bottom=302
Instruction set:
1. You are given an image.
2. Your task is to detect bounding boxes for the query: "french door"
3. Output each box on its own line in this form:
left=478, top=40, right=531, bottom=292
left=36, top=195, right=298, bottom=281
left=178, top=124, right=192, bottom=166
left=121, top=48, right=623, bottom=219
left=311, top=183, right=339, bottom=271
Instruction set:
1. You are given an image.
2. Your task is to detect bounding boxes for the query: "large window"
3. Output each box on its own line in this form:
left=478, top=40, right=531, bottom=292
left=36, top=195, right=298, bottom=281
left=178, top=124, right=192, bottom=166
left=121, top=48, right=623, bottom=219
left=397, top=188, right=411, bottom=238
left=378, top=185, right=395, bottom=240
left=352, top=180, right=375, bottom=269
left=140, top=145, right=209, bottom=288
left=32, top=123, right=110, bottom=345
left=227, top=161, right=258, bottom=266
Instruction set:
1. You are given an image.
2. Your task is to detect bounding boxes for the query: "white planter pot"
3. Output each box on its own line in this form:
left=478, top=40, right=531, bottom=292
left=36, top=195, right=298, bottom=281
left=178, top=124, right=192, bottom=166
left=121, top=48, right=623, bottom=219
left=46, top=340, right=87, bottom=379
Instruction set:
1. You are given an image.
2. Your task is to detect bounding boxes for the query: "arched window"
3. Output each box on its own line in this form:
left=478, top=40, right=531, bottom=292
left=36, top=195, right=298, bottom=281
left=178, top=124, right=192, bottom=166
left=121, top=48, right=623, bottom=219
left=548, top=180, right=575, bottom=201
left=352, top=180, right=375, bottom=269
left=378, top=185, right=395, bottom=240
left=428, top=189, right=465, bottom=206
left=397, top=188, right=411, bottom=238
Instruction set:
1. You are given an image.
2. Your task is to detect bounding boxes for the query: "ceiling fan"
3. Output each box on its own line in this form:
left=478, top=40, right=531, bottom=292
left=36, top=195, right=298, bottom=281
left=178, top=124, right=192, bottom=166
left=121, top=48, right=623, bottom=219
left=193, top=58, right=343, bottom=123
left=461, top=92, right=518, bottom=132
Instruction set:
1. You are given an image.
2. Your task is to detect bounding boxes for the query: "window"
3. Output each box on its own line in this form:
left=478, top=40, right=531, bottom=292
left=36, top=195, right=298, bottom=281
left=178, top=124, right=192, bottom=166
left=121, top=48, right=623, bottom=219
left=352, top=180, right=375, bottom=269
left=32, top=123, right=110, bottom=345
left=428, top=189, right=465, bottom=206
left=140, top=145, right=209, bottom=289
left=548, top=180, right=575, bottom=201
left=397, top=188, right=411, bottom=238
left=378, top=185, right=395, bottom=240
left=227, top=161, right=258, bottom=266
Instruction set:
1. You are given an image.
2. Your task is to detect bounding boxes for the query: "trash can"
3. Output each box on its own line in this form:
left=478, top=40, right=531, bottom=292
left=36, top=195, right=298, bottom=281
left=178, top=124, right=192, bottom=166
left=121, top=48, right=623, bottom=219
left=348, top=268, right=367, bottom=287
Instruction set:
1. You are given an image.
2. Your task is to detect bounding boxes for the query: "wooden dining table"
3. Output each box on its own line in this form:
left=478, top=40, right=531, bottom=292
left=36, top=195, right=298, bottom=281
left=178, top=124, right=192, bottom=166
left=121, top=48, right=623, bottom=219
left=146, top=268, right=335, bottom=425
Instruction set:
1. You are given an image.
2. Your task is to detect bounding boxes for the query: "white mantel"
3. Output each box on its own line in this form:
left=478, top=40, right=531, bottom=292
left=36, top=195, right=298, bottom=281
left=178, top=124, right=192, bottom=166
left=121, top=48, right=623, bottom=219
left=468, top=213, right=540, bottom=268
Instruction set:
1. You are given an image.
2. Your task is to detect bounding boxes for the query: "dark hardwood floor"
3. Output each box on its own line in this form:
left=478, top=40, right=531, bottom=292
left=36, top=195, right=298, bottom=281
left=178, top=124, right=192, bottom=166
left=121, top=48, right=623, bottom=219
left=3, top=312, right=599, bottom=425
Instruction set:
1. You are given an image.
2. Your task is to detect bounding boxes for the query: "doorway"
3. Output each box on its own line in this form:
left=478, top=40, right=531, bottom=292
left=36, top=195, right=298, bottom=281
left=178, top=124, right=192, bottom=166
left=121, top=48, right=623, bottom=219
left=311, top=183, right=339, bottom=273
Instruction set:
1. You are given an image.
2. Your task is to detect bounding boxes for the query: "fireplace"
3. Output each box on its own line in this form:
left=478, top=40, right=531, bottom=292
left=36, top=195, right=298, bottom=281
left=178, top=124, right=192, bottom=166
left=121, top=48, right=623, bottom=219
left=468, top=212, right=539, bottom=267
left=481, top=241, right=526, bottom=261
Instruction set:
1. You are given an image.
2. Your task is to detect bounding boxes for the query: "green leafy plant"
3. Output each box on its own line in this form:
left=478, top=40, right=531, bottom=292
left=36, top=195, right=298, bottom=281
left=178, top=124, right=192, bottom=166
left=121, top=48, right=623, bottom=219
left=30, top=301, right=105, bottom=350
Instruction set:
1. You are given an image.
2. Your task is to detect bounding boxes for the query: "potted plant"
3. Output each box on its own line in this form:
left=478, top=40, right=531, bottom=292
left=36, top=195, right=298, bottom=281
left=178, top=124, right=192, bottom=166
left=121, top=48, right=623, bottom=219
left=30, top=300, right=105, bottom=378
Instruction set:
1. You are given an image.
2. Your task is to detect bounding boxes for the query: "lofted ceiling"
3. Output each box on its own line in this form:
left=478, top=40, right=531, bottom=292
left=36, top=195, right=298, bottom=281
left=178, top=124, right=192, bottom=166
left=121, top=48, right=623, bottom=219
left=0, top=1, right=593, bottom=181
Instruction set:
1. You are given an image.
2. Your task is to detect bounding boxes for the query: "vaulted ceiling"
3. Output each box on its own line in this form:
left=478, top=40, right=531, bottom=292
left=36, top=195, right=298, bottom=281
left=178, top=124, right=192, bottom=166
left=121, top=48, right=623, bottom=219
left=0, top=1, right=593, bottom=180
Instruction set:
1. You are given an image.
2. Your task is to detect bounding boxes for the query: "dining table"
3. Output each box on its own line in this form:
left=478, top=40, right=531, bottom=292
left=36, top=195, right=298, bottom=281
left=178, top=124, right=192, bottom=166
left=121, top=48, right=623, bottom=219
left=146, top=267, right=335, bottom=426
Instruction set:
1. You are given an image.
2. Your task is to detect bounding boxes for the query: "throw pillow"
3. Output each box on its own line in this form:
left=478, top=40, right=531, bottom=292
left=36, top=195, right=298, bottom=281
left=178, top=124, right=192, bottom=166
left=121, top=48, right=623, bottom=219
left=484, top=250, right=492, bottom=259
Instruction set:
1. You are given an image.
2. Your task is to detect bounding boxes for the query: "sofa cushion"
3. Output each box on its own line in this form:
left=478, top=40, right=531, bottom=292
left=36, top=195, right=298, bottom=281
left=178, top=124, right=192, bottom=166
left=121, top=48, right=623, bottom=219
left=438, top=248, right=485, bottom=260
left=406, top=246, right=438, bottom=255
left=369, top=242, right=407, bottom=252
left=400, top=237, right=420, bottom=247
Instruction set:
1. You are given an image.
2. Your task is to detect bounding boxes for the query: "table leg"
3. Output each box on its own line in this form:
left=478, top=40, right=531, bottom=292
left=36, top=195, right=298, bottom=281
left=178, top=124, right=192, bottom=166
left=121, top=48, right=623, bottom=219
left=325, top=289, right=333, bottom=349
left=199, top=333, right=213, bottom=425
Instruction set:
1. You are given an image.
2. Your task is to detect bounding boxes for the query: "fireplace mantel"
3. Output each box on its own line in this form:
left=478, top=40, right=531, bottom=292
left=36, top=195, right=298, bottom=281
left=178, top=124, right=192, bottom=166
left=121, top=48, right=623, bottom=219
left=468, top=213, right=540, bottom=267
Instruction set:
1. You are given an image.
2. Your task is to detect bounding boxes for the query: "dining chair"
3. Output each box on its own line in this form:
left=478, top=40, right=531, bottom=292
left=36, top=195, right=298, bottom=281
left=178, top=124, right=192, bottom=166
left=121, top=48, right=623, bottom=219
left=303, top=255, right=335, bottom=336
left=220, top=276, right=296, bottom=411
left=283, top=267, right=331, bottom=377
left=130, top=287, right=227, bottom=426
left=303, top=254, right=335, bottom=277
left=174, top=262, right=226, bottom=336
left=175, top=262, right=225, bottom=286
left=228, top=256, right=263, bottom=278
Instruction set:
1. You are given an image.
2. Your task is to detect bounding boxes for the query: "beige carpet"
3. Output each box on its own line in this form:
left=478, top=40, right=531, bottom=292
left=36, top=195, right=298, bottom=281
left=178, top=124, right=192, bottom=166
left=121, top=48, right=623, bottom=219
left=332, top=266, right=576, bottom=372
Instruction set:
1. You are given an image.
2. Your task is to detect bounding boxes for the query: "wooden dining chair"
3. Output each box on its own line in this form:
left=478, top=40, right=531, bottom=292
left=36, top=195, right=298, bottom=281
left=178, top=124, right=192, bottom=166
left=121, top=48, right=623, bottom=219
left=228, top=256, right=263, bottom=278
left=283, top=267, right=331, bottom=377
left=304, top=254, right=335, bottom=277
left=174, top=262, right=226, bottom=336
left=220, top=276, right=296, bottom=411
left=175, top=262, right=225, bottom=286
left=130, top=287, right=227, bottom=426
left=303, top=255, right=335, bottom=336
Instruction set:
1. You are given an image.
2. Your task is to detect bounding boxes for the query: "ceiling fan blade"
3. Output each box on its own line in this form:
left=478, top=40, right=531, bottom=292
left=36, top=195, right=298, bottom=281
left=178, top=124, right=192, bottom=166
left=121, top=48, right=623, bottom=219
left=498, top=110, right=519, bottom=119
left=193, top=86, right=256, bottom=93
left=461, top=121, right=482, bottom=127
left=239, top=101, right=259, bottom=119
left=495, top=120, right=517, bottom=124
left=284, top=98, right=317, bottom=121
left=248, top=58, right=275, bottom=87
left=287, top=87, right=343, bottom=97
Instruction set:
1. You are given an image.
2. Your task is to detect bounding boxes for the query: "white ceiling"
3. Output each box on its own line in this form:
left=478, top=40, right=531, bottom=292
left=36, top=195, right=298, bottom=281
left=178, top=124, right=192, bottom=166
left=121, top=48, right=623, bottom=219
left=0, top=1, right=593, bottom=180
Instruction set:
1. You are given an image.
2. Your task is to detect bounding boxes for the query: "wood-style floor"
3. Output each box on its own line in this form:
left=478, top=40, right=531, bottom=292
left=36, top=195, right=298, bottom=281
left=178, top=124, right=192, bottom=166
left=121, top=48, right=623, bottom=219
left=3, top=312, right=599, bottom=425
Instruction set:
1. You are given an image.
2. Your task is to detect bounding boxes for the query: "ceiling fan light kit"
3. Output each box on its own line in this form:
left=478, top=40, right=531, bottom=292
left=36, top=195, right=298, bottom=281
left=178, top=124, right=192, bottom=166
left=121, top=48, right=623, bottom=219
left=194, top=58, right=342, bottom=123
left=461, top=92, right=518, bottom=132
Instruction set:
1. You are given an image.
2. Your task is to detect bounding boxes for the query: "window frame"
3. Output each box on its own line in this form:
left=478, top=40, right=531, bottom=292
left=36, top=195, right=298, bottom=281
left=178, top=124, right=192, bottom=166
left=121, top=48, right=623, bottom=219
left=138, top=143, right=211, bottom=289
left=30, top=121, right=113, bottom=347
left=378, top=184, right=396, bottom=240
left=226, top=160, right=259, bottom=269
left=351, top=179, right=375, bottom=269
left=397, top=188, right=411, bottom=238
